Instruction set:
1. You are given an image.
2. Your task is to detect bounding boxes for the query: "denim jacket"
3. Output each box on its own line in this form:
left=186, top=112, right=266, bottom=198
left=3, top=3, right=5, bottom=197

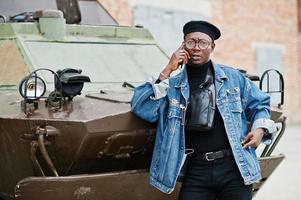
left=131, top=62, right=276, bottom=194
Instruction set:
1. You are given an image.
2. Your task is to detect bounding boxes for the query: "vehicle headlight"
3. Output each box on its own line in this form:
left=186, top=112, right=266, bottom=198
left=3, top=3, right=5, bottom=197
left=56, top=68, right=91, bottom=100
left=19, top=76, right=46, bottom=100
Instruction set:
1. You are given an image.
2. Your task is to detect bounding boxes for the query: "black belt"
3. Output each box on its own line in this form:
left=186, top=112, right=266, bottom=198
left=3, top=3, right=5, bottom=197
left=199, top=149, right=233, bottom=161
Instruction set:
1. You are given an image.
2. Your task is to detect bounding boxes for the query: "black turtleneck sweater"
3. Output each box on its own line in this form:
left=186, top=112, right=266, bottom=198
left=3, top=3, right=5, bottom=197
left=185, top=60, right=231, bottom=153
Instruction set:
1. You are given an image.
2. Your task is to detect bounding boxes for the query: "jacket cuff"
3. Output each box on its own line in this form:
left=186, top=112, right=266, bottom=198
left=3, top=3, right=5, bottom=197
left=147, top=76, right=169, bottom=99
left=252, top=118, right=277, bottom=145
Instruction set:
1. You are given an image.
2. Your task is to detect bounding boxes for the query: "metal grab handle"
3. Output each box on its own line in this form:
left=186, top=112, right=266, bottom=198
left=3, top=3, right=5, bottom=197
left=37, top=133, right=59, bottom=176
left=260, top=69, right=284, bottom=108
left=260, top=116, right=287, bottom=157
left=30, top=141, right=45, bottom=176
left=29, top=126, right=60, bottom=177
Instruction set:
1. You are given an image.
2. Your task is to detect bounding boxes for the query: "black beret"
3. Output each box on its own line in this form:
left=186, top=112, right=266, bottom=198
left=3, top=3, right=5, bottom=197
left=183, top=20, right=221, bottom=40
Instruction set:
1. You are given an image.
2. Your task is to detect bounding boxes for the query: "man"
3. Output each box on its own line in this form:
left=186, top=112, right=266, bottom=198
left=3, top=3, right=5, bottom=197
left=131, top=20, right=276, bottom=200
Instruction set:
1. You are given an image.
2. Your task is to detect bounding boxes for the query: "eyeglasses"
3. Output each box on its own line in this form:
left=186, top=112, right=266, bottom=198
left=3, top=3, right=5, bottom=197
left=184, top=39, right=211, bottom=50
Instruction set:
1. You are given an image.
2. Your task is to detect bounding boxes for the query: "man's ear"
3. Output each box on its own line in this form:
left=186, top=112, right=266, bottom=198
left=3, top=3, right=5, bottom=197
left=211, top=43, right=215, bottom=52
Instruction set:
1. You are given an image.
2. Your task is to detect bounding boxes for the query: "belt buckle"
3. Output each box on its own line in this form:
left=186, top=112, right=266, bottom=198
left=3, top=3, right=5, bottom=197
left=205, top=152, right=214, bottom=161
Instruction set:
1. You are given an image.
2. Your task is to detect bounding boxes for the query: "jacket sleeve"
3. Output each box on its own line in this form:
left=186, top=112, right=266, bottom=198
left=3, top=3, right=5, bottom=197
left=241, top=75, right=277, bottom=145
left=131, top=77, right=169, bottom=123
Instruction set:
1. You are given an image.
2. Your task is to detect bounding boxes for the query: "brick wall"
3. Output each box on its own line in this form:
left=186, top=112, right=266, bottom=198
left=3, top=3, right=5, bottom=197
left=97, top=0, right=133, bottom=26
left=100, top=0, right=300, bottom=124
left=297, top=0, right=301, bottom=32
left=211, top=0, right=301, bottom=124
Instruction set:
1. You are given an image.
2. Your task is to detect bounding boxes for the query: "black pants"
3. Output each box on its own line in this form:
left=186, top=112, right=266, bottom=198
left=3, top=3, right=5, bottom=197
left=179, top=155, right=252, bottom=200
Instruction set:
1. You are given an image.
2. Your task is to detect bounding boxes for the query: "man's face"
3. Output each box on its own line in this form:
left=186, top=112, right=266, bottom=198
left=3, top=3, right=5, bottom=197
left=184, top=32, right=215, bottom=65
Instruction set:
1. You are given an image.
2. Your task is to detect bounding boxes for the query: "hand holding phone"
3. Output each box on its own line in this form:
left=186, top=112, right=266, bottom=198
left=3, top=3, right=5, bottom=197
left=168, top=43, right=190, bottom=71
left=159, top=44, right=190, bottom=80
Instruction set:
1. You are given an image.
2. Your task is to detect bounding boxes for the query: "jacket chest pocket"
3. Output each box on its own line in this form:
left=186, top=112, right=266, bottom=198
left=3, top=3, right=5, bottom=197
left=224, top=87, right=243, bottom=131
left=168, top=106, right=182, bottom=118
left=167, top=104, right=184, bottom=134
left=226, top=87, right=242, bottom=113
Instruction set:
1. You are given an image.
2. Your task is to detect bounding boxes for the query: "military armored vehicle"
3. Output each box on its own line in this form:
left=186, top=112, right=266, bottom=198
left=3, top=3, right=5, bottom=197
left=0, top=7, right=286, bottom=200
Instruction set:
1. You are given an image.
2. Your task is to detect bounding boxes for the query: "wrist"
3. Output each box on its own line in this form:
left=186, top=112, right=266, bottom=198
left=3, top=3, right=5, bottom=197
left=160, top=72, right=169, bottom=79
left=159, top=68, right=172, bottom=80
left=262, top=128, right=269, bottom=137
left=162, top=66, right=173, bottom=76
left=256, top=128, right=267, bottom=136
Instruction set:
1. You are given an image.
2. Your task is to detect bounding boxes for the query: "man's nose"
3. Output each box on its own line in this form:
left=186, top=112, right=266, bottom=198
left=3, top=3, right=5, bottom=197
left=193, top=42, right=201, bottom=50
left=193, top=45, right=201, bottom=50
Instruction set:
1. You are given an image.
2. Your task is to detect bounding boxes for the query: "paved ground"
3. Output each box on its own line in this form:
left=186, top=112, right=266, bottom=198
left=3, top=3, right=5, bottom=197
left=254, top=125, right=301, bottom=200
